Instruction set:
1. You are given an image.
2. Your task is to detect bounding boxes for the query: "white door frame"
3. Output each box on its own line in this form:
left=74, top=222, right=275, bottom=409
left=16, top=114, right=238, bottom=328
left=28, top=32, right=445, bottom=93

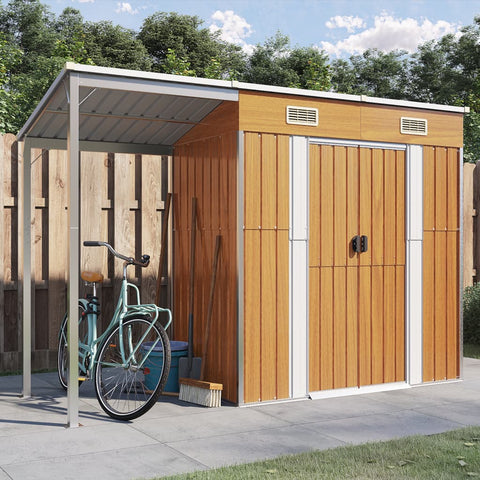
left=289, top=137, right=423, bottom=399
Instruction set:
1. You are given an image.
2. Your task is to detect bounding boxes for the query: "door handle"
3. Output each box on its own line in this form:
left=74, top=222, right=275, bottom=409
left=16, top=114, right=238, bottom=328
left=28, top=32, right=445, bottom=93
left=361, top=235, right=368, bottom=253
left=352, top=235, right=361, bottom=253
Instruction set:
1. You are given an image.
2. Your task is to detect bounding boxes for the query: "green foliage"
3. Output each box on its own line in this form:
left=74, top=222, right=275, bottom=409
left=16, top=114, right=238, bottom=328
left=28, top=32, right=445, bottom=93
left=463, top=282, right=480, bottom=344
left=163, top=48, right=195, bottom=76
left=242, top=32, right=331, bottom=91
left=83, top=21, right=151, bottom=70
left=331, top=48, right=409, bottom=99
left=0, top=33, right=23, bottom=133
left=138, top=12, right=244, bottom=78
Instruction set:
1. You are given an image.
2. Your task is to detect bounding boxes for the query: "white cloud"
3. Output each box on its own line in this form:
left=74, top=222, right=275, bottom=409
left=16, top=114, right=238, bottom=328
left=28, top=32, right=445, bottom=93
left=209, top=10, right=254, bottom=54
left=115, top=2, right=139, bottom=15
left=320, top=13, right=459, bottom=57
left=77, top=0, right=94, bottom=3
left=326, top=15, right=366, bottom=33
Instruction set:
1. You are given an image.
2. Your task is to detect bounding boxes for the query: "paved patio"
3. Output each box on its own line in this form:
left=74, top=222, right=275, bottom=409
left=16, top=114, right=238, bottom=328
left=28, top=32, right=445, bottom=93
left=1, top=358, right=480, bottom=480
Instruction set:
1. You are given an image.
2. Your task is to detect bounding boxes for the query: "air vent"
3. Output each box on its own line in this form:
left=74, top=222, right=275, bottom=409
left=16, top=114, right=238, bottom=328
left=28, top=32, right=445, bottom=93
left=400, top=117, right=428, bottom=136
left=286, top=106, right=318, bottom=126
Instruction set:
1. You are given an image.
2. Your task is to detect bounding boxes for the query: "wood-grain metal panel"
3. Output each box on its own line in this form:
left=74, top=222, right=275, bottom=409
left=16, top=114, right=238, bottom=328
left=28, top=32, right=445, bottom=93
left=422, top=146, right=460, bottom=383
left=309, top=144, right=406, bottom=392
left=173, top=131, right=238, bottom=403
left=243, top=132, right=290, bottom=403
left=239, top=91, right=463, bottom=148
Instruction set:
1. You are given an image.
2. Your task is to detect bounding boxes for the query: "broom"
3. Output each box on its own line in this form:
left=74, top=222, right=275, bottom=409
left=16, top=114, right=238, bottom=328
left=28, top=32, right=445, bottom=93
left=179, top=235, right=223, bottom=407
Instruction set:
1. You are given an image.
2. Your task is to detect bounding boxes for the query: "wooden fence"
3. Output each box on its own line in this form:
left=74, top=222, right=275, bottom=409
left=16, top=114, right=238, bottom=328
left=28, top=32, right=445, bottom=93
left=0, top=134, right=169, bottom=372
left=463, top=161, right=480, bottom=288
left=1, top=131, right=479, bottom=373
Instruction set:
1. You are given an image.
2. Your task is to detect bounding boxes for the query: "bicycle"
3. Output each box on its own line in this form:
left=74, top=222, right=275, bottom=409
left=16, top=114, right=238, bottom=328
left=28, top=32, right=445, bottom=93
left=57, top=241, right=172, bottom=421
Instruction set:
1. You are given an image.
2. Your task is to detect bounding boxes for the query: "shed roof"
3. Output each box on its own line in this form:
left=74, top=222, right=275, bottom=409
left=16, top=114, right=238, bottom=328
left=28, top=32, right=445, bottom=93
left=18, top=62, right=468, bottom=152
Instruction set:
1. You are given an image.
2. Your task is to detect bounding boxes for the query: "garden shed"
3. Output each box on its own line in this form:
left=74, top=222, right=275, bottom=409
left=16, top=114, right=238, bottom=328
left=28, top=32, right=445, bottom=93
left=18, top=63, right=466, bottom=424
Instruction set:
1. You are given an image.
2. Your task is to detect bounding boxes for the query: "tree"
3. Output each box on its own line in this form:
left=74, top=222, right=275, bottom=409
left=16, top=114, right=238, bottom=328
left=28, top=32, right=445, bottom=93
left=0, top=0, right=58, bottom=59
left=0, top=33, right=23, bottom=133
left=242, top=32, right=331, bottom=90
left=84, top=21, right=152, bottom=71
left=138, top=12, right=244, bottom=78
left=331, top=48, right=409, bottom=99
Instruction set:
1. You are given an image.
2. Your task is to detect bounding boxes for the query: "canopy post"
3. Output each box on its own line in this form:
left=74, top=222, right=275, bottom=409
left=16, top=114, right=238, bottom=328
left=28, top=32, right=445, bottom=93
left=22, top=138, right=32, bottom=398
left=67, top=72, right=80, bottom=428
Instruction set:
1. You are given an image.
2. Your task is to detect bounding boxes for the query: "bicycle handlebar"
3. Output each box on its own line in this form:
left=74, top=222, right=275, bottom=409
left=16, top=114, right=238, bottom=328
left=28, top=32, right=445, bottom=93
left=83, top=241, right=150, bottom=267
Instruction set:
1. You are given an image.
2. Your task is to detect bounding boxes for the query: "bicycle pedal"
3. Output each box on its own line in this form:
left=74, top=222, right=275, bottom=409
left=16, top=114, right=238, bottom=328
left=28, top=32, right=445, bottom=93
left=78, top=376, right=87, bottom=382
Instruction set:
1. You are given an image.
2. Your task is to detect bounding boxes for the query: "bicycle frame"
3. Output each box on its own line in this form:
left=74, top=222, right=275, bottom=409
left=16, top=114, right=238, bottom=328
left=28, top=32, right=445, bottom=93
left=75, top=269, right=172, bottom=377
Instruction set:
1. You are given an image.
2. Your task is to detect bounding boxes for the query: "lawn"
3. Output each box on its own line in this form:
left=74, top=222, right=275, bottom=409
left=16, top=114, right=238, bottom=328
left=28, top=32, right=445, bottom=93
left=159, top=426, right=480, bottom=479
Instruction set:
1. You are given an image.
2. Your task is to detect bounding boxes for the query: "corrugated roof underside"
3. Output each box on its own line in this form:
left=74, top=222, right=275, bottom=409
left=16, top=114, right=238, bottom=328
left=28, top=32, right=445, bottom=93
left=29, top=86, right=223, bottom=146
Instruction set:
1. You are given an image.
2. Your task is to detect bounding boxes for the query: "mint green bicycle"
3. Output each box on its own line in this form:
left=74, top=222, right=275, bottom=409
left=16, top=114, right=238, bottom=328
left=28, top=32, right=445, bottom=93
left=57, top=241, right=172, bottom=421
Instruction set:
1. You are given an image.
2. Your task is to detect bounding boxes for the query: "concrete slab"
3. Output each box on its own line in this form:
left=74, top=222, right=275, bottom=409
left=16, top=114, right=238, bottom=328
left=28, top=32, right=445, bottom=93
left=415, top=401, right=480, bottom=426
left=0, top=423, right=156, bottom=465
left=166, top=424, right=344, bottom=468
left=1, top=358, right=479, bottom=480
left=304, top=410, right=464, bottom=444
left=252, top=394, right=403, bottom=425
left=133, top=406, right=290, bottom=442
left=3, top=444, right=205, bottom=480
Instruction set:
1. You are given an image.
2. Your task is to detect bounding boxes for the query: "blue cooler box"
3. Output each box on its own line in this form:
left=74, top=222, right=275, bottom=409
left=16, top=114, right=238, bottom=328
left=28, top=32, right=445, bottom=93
left=143, top=340, right=188, bottom=393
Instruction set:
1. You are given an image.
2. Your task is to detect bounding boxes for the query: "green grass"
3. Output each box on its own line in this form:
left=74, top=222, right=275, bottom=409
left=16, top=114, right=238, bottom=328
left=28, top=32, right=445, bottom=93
left=158, top=426, right=480, bottom=480
left=464, top=343, right=480, bottom=359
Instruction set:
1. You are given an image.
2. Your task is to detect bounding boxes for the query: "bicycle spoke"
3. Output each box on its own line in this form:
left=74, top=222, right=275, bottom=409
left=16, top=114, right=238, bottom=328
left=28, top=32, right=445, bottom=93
left=94, top=317, right=170, bottom=420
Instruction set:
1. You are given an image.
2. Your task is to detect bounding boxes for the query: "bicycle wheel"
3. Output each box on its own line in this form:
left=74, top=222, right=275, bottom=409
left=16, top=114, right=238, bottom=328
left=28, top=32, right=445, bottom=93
left=57, top=302, right=89, bottom=390
left=94, top=317, right=171, bottom=421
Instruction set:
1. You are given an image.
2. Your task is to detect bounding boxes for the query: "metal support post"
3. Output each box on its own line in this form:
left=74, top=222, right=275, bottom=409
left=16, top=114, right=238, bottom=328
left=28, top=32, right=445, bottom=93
left=67, top=72, right=80, bottom=427
left=22, top=139, right=32, bottom=398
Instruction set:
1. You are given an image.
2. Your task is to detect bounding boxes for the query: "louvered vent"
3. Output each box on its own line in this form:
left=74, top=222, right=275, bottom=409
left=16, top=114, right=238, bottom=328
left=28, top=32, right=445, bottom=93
left=286, top=106, right=318, bottom=126
left=400, top=117, right=428, bottom=136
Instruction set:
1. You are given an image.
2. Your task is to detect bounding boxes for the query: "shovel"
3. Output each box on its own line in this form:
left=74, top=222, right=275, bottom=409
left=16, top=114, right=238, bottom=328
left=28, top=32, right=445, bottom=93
left=179, top=197, right=202, bottom=380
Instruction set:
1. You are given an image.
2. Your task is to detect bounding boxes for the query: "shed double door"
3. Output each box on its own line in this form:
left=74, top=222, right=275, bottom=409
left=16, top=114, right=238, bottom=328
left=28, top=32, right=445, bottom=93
left=308, top=143, right=406, bottom=392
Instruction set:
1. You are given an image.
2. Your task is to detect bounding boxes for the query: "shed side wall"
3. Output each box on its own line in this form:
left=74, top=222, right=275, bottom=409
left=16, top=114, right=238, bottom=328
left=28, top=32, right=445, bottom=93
left=173, top=102, right=238, bottom=403
left=423, top=146, right=460, bottom=382
left=243, top=132, right=290, bottom=403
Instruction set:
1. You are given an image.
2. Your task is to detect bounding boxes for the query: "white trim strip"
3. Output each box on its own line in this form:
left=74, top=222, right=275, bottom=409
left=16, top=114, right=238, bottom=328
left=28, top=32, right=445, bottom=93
left=308, top=137, right=407, bottom=150
left=309, top=382, right=410, bottom=400
left=290, top=136, right=309, bottom=399
left=406, top=145, right=424, bottom=385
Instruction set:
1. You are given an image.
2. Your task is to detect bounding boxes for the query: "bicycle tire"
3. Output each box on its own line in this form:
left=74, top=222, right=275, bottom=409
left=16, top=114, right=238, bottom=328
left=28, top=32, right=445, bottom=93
left=94, top=317, right=171, bottom=421
left=57, top=302, right=89, bottom=390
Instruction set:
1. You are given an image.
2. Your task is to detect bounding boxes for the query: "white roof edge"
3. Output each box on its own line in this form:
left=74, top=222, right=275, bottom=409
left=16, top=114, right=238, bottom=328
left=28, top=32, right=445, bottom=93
left=64, top=62, right=235, bottom=90
left=17, top=67, right=69, bottom=140
left=66, top=63, right=467, bottom=114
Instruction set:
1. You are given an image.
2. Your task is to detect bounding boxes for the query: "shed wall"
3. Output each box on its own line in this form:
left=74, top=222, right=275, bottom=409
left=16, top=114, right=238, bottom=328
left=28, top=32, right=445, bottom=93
left=173, top=102, right=238, bottom=403
left=423, top=146, right=460, bottom=382
left=243, top=132, right=290, bottom=403
left=239, top=91, right=463, bottom=148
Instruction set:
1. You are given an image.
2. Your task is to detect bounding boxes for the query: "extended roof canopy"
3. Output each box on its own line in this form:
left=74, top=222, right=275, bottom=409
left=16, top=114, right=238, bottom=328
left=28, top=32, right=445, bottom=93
left=18, top=63, right=239, bottom=153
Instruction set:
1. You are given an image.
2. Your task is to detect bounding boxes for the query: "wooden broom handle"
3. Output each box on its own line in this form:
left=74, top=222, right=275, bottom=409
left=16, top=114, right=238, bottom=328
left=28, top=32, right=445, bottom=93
left=155, top=192, right=171, bottom=306
left=200, top=235, right=221, bottom=380
left=187, top=198, right=197, bottom=363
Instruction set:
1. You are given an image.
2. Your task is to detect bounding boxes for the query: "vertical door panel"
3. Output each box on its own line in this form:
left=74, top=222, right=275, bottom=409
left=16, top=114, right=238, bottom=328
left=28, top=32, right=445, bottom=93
left=309, top=143, right=405, bottom=392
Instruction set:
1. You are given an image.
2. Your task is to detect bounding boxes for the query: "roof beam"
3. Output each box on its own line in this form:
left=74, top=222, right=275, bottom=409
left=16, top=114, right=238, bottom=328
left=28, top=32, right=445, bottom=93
left=24, top=137, right=173, bottom=155
left=78, top=72, right=238, bottom=102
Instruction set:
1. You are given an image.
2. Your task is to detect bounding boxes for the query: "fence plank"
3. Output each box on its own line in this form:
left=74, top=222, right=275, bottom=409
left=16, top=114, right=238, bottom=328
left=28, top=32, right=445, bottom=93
left=464, top=163, right=475, bottom=287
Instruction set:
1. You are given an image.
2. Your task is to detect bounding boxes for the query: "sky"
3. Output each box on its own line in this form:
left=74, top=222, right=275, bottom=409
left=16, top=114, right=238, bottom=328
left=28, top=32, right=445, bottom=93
left=41, top=0, right=480, bottom=57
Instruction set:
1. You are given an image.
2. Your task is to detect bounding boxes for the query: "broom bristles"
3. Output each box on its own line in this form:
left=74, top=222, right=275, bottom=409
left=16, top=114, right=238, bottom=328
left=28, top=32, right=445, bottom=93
left=178, top=378, right=223, bottom=407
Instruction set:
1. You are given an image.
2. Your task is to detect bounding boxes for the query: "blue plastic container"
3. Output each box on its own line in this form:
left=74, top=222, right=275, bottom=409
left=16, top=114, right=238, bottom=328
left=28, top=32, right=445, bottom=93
left=142, top=340, right=188, bottom=393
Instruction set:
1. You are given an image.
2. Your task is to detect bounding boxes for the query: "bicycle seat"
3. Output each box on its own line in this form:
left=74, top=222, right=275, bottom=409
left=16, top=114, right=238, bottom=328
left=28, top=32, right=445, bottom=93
left=81, top=271, right=104, bottom=283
